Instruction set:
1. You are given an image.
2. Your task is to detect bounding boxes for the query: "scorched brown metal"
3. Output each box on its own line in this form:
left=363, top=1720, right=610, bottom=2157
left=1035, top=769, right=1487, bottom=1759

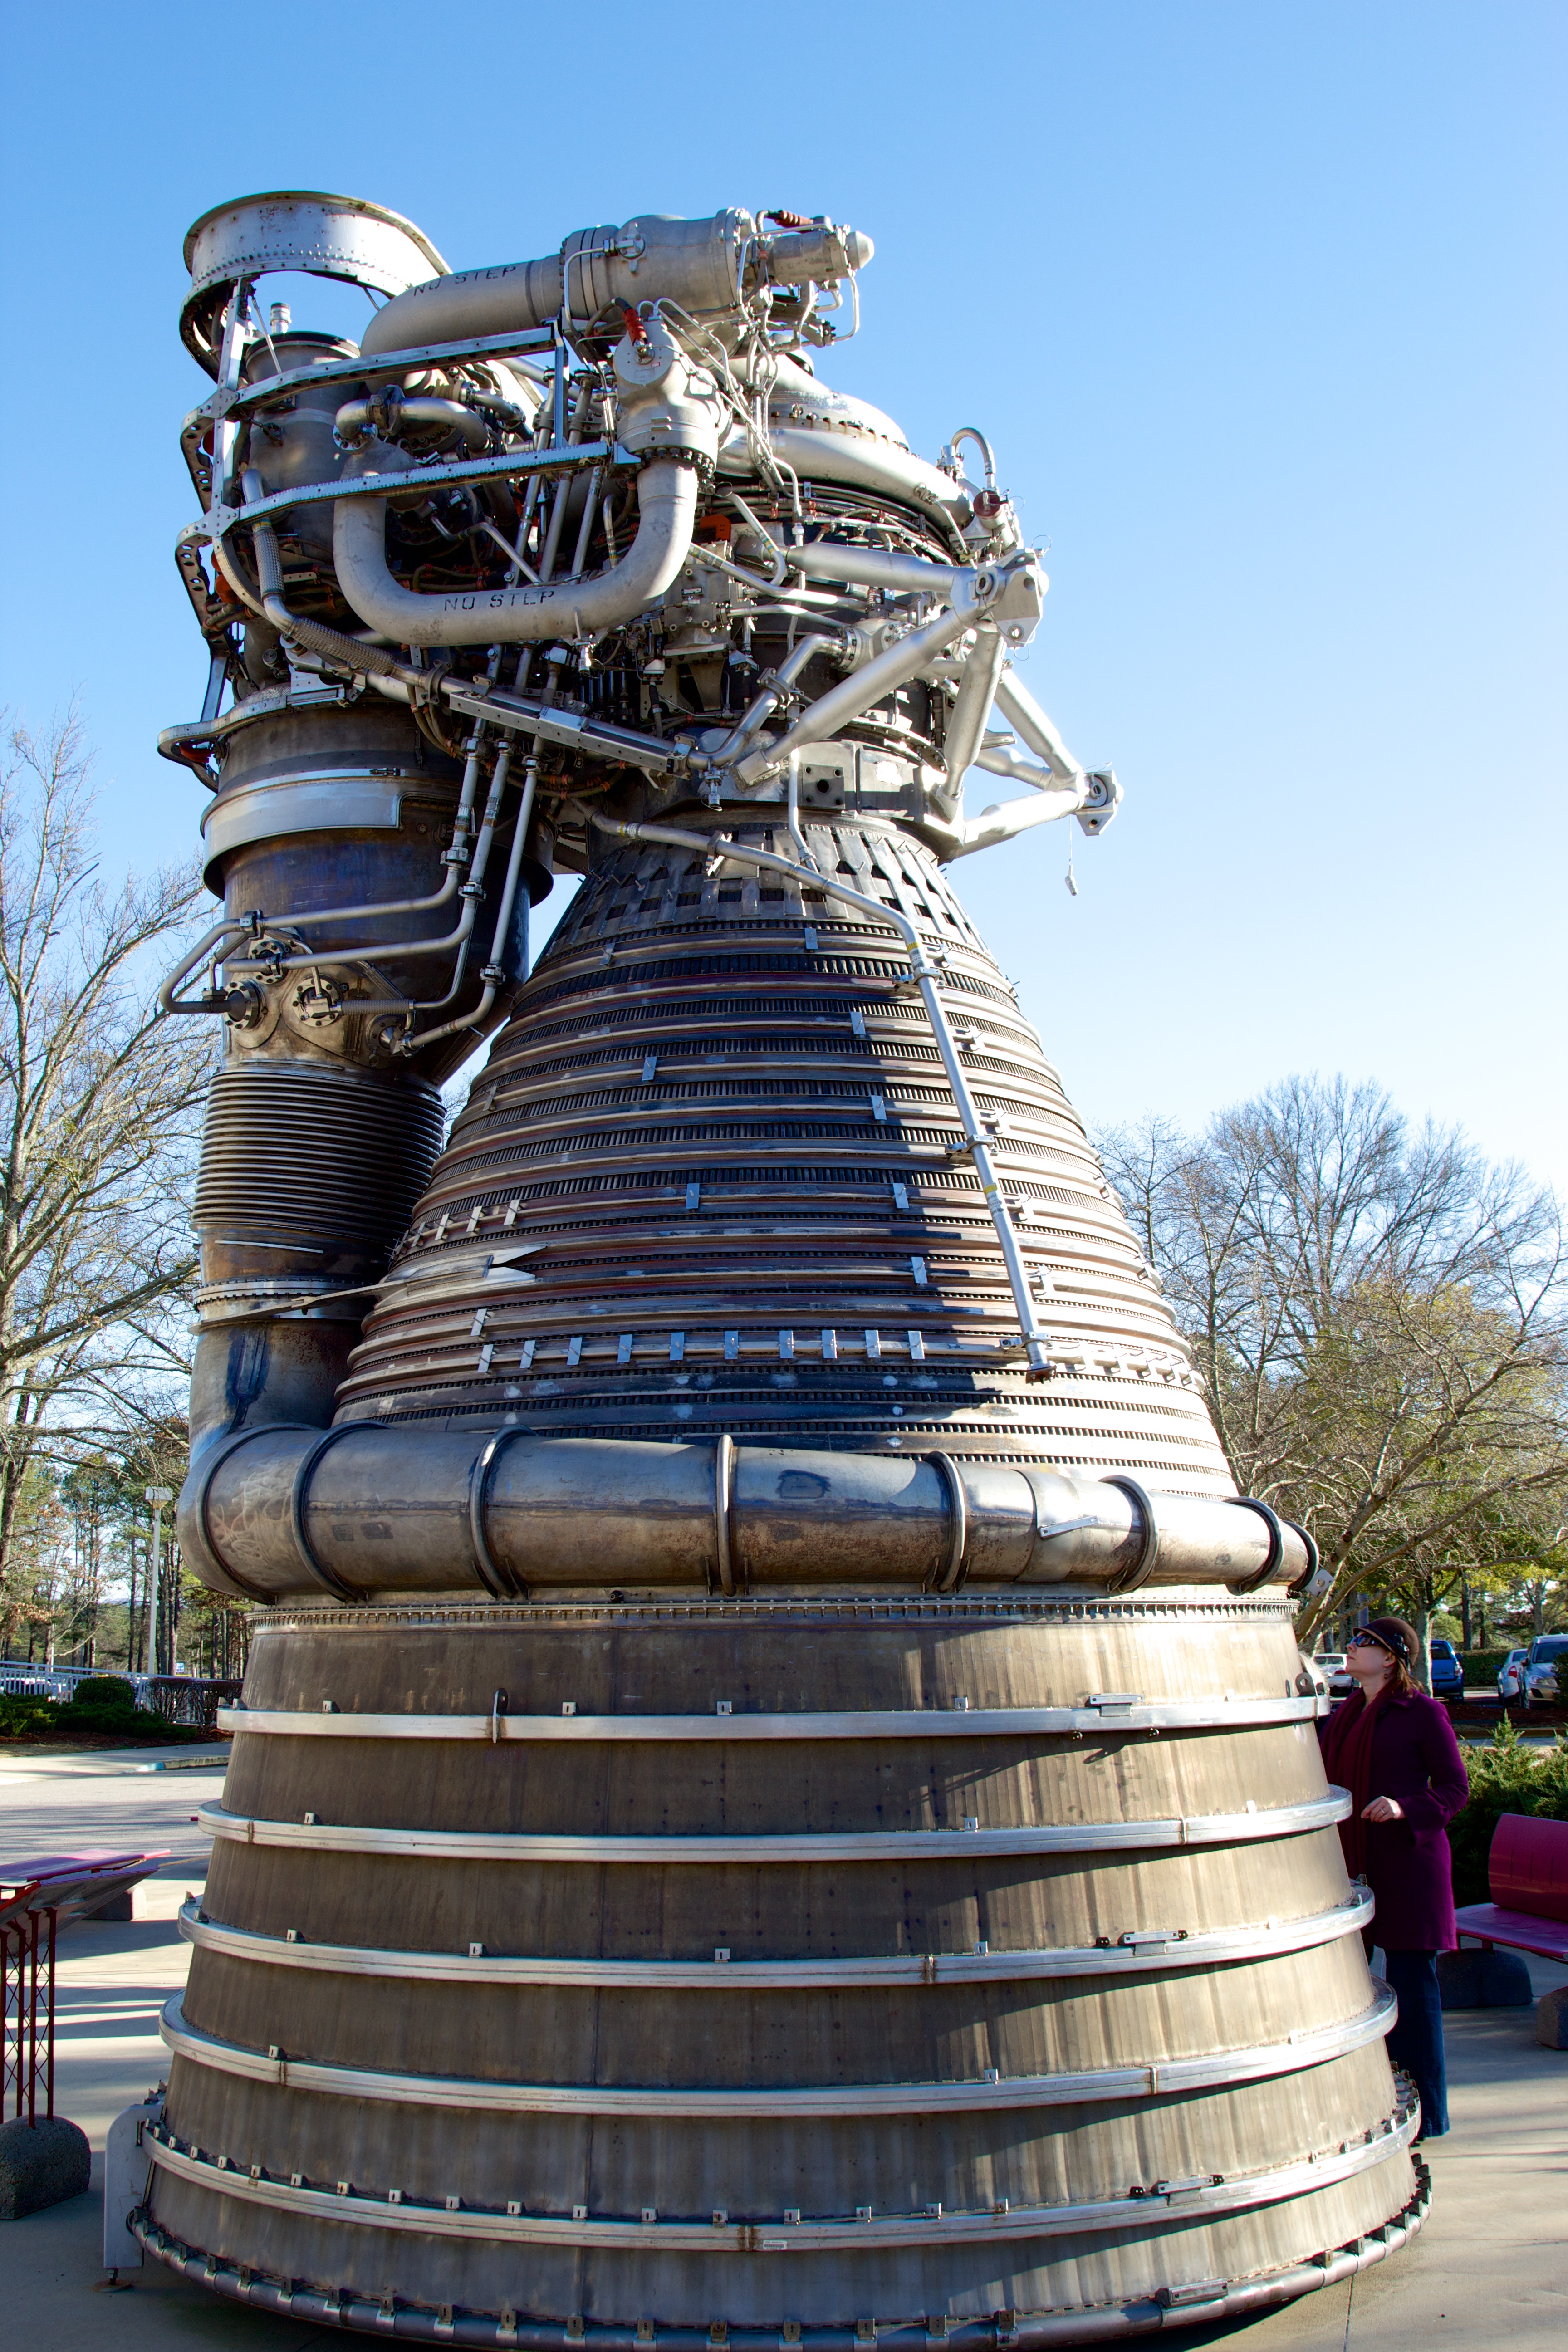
left=132, top=189, right=1424, bottom=2346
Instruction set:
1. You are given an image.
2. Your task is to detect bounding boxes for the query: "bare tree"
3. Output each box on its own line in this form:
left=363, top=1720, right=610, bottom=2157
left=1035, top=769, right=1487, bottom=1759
left=0, top=709, right=211, bottom=1653
left=1100, top=1077, right=1568, bottom=1667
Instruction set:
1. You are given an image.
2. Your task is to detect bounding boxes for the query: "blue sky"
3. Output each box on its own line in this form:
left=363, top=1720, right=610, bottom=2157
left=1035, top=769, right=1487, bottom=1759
left=3, top=3, right=1563, bottom=1186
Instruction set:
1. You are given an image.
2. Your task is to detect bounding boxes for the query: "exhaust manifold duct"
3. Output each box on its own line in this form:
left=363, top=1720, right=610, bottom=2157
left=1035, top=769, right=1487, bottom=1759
left=145, top=190, right=1415, bottom=2346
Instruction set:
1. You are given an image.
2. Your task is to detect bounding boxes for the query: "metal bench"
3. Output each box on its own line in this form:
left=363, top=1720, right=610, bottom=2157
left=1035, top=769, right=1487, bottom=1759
left=1455, top=1813, right=1568, bottom=1965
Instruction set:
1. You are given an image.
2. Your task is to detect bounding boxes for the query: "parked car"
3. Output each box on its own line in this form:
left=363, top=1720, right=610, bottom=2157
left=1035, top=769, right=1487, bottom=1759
left=1315, top=1651, right=1356, bottom=1698
left=1497, top=1647, right=1529, bottom=1701
left=1429, top=1638, right=1464, bottom=1700
left=1522, top=1633, right=1568, bottom=1708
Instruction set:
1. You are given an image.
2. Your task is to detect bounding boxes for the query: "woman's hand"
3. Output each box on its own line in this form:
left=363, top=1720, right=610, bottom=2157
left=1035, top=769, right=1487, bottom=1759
left=1361, top=1795, right=1406, bottom=1823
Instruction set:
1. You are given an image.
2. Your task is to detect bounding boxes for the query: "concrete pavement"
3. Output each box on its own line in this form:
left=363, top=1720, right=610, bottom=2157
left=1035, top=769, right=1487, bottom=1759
left=2, top=1750, right=1563, bottom=2349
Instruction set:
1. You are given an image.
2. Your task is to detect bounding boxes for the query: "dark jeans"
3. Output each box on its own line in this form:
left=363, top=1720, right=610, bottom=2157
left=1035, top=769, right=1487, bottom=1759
left=1381, top=1947, right=1449, bottom=2139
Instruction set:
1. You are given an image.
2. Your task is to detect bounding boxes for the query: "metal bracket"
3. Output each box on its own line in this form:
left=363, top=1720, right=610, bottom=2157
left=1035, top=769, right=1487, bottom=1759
left=288, top=1427, right=369, bottom=1604
left=923, top=1451, right=969, bottom=1593
left=468, top=1428, right=533, bottom=1602
left=1284, top=1517, right=1324, bottom=1600
left=713, top=1433, right=737, bottom=1596
left=1102, top=1476, right=1160, bottom=1593
left=189, top=1424, right=321, bottom=1605
left=1225, top=1495, right=1286, bottom=1595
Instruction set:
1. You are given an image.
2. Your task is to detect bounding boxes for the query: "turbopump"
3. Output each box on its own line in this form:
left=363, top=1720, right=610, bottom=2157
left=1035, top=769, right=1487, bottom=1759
left=132, top=190, right=1425, bottom=2345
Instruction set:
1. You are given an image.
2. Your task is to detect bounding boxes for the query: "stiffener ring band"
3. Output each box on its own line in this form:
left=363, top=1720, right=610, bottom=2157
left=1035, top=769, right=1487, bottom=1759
left=1286, top=1516, right=1322, bottom=1597
left=468, top=1428, right=532, bottom=1601
left=713, top=1432, right=737, bottom=1596
left=289, top=1426, right=369, bottom=1604
left=1102, top=1475, right=1159, bottom=1592
left=923, top=1450, right=969, bottom=1592
left=1225, top=1495, right=1286, bottom=1595
left=191, top=1422, right=322, bottom=1605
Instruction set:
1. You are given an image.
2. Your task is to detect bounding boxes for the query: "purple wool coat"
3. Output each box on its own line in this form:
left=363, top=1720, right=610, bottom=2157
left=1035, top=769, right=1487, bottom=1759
left=1318, top=1689, right=1471, bottom=1950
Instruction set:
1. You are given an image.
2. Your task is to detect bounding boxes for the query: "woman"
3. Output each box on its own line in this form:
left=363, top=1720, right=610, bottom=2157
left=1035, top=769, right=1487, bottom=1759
left=1319, top=1616, right=1470, bottom=2139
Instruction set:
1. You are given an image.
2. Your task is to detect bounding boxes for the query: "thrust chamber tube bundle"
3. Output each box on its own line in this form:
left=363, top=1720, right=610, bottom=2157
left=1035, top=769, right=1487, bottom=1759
left=148, top=187, right=1415, bottom=2344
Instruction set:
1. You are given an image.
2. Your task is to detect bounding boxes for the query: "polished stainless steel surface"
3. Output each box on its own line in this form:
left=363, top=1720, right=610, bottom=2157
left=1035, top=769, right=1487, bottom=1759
left=158, top=1981, right=1399, bottom=2116
left=214, top=1695, right=1325, bottom=1740
left=196, top=1784, right=1354, bottom=1861
left=142, top=186, right=1403, bottom=2343
left=183, top=1431, right=1305, bottom=1604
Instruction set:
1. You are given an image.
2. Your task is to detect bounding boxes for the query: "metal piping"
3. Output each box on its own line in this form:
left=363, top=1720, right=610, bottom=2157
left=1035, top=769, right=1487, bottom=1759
left=730, top=582, right=996, bottom=783
left=947, top=784, right=1089, bottom=858
left=711, top=632, right=836, bottom=764
left=334, top=394, right=490, bottom=452
left=941, top=622, right=1009, bottom=784
left=357, top=209, right=872, bottom=359
left=158, top=722, right=506, bottom=1015
left=214, top=733, right=505, bottom=1010
left=177, top=1419, right=1309, bottom=1602
left=394, top=745, right=538, bottom=1053
left=360, top=211, right=751, bottom=355
left=157, top=916, right=255, bottom=1015
left=994, top=669, right=1088, bottom=789
left=781, top=543, right=968, bottom=596
left=719, top=422, right=970, bottom=527
left=332, top=457, right=700, bottom=645
left=242, top=469, right=423, bottom=686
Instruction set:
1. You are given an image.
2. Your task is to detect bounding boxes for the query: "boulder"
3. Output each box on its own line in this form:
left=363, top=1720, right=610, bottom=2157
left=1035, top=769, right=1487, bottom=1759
left=0, top=2115, right=91, bottom=2220
left=1437, top=1946, right=1534, bottom=2009
left=1535, top=1984, right=1568, bottom=2049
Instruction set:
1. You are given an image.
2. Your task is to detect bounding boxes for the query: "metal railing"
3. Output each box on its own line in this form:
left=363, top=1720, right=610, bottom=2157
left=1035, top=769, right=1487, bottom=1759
left=0, top=1666, right=241, bottom=1730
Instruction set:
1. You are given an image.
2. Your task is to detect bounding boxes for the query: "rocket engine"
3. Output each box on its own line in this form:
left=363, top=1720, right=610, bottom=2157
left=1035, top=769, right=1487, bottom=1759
left=133, top=190, right=1425, bottom=2343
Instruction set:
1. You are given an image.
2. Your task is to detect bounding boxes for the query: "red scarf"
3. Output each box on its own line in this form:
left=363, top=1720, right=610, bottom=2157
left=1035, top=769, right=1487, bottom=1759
left=1321, top=1682, right=1393, bottom=1879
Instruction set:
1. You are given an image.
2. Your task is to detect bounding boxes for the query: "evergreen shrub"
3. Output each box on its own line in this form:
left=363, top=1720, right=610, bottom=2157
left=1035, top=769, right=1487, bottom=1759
left=1448, top=1720, right=1568, bottom=1907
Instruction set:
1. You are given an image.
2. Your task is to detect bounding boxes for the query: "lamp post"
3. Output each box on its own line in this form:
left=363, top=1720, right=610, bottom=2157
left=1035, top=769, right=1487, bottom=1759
left=143, top=1487, right=174, bottom=1681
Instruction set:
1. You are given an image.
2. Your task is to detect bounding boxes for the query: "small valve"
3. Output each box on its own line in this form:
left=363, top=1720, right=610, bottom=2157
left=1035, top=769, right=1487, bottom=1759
left=617, top=303, right=652, bottom=360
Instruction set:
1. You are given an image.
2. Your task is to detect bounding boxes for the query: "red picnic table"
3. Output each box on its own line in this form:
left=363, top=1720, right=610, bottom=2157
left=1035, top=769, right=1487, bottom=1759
left=1, top=1852, right=167, bottom=2130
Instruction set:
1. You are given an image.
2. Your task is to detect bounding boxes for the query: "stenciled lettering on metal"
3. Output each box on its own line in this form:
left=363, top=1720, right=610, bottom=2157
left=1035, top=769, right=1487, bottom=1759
left=142, top=189, right=1409, bottom=2343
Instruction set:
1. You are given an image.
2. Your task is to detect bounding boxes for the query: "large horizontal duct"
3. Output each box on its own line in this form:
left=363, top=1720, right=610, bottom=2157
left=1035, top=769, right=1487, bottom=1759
left=179, top=1424, right=1309, bottom=1606
left=358, top=209, right=870, bottom=358
left=333, top=458, right=700, bottom=646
